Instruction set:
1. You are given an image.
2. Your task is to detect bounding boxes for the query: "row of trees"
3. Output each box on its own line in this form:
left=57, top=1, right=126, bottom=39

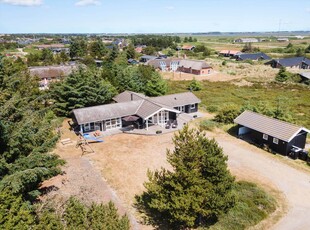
left=0, top=56, right=130, bottom=228
left=50, top=64, right=167, bottom=116
left=27, top=49, right=69, bottom=66
left=131, top=35, right=181, bottom=49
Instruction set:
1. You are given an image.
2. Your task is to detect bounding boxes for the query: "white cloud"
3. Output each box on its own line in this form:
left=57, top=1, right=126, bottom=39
left=75, top=0, right=101, bottom=6
left=165, top=6, right=175, bottom=10
left=0, top=0, right=42, bottom=6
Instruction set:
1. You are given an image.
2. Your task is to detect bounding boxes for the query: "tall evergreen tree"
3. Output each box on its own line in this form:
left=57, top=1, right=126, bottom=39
left=136, top=126, right=235, bottom=228
left=126, top=43, right=136, bottom=59
left=145, top=72, right=167, bottom=96
left=50, top=68, right=117, bottom=116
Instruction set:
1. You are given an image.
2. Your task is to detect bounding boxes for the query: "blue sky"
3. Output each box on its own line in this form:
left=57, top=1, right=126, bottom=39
left=1, top=0, right=310, bottom=33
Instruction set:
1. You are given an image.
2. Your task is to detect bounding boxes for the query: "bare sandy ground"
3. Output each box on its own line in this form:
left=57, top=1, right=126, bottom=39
left=43, top=119, right=310, bottom=229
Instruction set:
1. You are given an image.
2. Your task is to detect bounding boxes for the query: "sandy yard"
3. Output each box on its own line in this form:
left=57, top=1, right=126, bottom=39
left=43, top=118, right=310, bottom=230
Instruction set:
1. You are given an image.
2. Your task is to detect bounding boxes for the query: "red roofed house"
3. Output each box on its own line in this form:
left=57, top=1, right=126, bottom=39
left=182, top=45, right=195, bottom=51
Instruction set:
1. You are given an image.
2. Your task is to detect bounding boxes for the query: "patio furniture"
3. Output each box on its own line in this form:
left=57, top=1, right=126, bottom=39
left=165, top=120, right=171, bottom=129
left=172, top=120, right=178, bottom=128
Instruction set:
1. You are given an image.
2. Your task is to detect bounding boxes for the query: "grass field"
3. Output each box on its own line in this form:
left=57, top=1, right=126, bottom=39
left=168, top=80, right=310, bottom=128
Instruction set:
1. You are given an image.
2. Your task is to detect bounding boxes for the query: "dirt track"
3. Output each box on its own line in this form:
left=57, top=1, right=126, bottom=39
left=209, top=131, right=310, bottom=230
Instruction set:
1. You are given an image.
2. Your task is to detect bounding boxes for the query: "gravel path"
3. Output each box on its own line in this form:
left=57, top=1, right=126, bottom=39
left=211, top=132, right=310, bottom=230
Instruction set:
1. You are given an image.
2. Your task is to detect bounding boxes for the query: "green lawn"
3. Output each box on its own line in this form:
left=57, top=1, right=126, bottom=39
left=168, top=80, right=310, bottom=128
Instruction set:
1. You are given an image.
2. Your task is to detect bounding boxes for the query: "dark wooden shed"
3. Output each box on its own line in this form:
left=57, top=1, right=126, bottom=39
left=234, top=111, right=309, bottom=156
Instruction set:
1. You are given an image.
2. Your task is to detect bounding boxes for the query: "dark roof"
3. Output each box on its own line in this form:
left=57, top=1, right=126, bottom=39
left=234, top=111, right=310, bottom=142
left=236, top=52, right=271, bottom=61
left=151, top=92, right=201, bottom=107
left=266, top=57, right=310, bottom=67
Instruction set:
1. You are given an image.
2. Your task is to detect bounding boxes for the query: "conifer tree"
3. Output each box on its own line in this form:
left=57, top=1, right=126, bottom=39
left=136, top=126, right=235, bottom=228
left=145, top=72, right=167, bottom=96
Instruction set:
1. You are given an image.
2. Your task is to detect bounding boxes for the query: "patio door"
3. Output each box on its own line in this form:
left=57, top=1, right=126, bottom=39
left=158, top=111, right=169, bottom=125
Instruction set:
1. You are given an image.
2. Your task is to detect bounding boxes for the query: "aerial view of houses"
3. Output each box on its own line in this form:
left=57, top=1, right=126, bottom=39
left=1, top=0, right=310, bottom=230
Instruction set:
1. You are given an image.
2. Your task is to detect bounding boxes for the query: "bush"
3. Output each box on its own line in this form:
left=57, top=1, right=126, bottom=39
left=214, top=108, right=240, bottom=124
left=222, top=60, right=227, bottom=66
left=275, top=67, right=291, bottom=82
left=200, top=120, right=220, bottom=131
left=187, top=78, right=202, bottom=91
left=206, top=105, right=219, bottom=113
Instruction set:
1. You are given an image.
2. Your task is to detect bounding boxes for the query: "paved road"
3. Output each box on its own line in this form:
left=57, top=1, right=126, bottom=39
left=213, top=133, right=310, bottom=230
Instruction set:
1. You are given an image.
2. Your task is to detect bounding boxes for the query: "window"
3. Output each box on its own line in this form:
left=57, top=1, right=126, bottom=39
left=105, top=118, right=122, bottom=130
left=273, top=138, right=279, bottom=145
left=263, top=134, right=268, bottom=140
left=84, top=123, right=90, bottom=131
left=190, top=104, right=196, bottom=109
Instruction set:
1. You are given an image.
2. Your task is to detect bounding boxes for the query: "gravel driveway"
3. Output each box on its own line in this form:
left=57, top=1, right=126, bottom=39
left=210, top=132, right=310, bottom=230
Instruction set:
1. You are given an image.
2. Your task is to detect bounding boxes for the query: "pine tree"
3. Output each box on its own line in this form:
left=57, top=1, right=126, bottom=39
left=136, top=126, right=235, bottom=228
left=126, top=43, right=136, bottom=59
left=145, top=72, right=167, bottom=96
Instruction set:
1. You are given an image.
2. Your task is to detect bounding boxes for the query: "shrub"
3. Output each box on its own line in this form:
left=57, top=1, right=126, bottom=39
left=222, top=60, right=227, bottom=66
left=187, top=78, right=202, bottom=91
left=200, top=120, right=220, bottom=131
left=206, top=105, right=219, bottom=113
left=214, top=108, right=240, bottom=124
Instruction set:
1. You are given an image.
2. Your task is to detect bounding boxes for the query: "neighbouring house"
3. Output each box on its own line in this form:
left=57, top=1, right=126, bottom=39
left=182, top=45, right=195, bottom=51
left=265, top=57, right=310, bottom=69
left=299, top=72, right=310, bottom=83
left=112, top=38, right=127, bottom=48
left=72, top=91, right=201, bottom=133
left=34, top=44, right=65, bottom=50
left=146, top=58, right=212, bottom=75
left=178, top=59, right=213, bottom=75
left=277, top=38, right=289, bottom=42
left=139, top=55, right=158, bottom=63
left=235, top=52, right=271, bottom=61
left=34, top=44, right=69, bottom=54
left=135, top=45, right=146, bottom=53
left=147, top=58, right=181, bottom=71
left=234, top=38, right=259, bottom=43
left=29, top=63, right=78, bottom=90
left=128, top=58, right=139, bottom=65
left=219, top=50, right=242, bottom=57
left=234, top=111, right=310, bottom=156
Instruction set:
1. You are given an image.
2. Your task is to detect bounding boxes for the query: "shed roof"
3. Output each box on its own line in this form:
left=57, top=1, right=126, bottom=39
left=178, top=59, right=212, bottom=71
left=234, top=111, right=310, bottom=142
